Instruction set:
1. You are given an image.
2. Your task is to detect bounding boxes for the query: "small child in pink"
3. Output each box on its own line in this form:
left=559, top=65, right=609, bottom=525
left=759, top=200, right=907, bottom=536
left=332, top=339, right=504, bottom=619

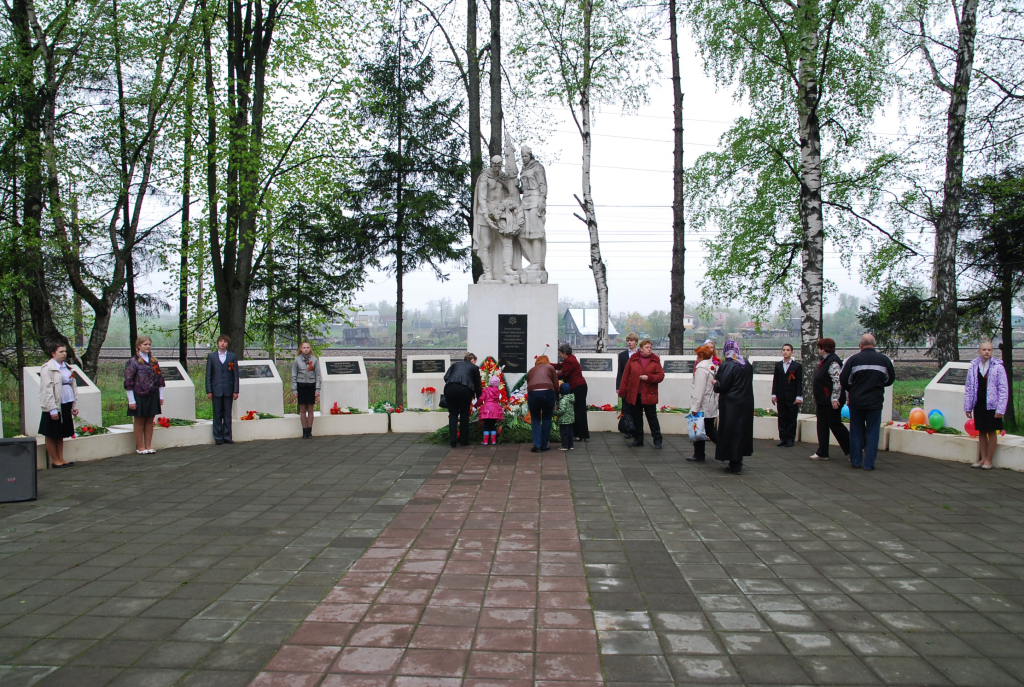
left=479, top=376, right=504, bottom=444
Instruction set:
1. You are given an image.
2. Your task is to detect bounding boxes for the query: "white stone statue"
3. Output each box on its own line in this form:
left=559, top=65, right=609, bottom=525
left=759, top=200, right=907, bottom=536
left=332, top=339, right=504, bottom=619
left=472, top=133, right=548, bottom=284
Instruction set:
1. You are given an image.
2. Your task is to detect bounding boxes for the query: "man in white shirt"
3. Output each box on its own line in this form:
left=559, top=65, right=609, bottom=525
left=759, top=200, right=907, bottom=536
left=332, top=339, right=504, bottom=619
left=771, top=343, right=803, bottom=447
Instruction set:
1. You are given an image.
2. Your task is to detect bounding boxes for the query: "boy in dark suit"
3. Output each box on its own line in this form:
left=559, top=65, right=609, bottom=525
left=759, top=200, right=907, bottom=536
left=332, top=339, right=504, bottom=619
left=771, top=343, right=803, bottom=447
left=206, top=334, right=240, bottom=444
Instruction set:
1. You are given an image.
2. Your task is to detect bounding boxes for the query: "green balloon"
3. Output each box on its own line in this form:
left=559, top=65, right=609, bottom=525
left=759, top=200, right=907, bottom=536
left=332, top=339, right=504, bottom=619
left=928, top=410, right=945, bottom=429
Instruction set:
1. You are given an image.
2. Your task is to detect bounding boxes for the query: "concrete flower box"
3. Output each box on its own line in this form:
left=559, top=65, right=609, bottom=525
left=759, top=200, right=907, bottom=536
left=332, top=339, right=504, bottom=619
left=35, top=431, right=136, bottom=468
left=587, top=411, right=620, bottom=432
left=753, top=416, right=781, bottom=441
left=887, top=427, right=1024, bottom=471
left=315, top=413, right=390, bottom=435
left=657, top=413, right=689, bottom=435
left=389, top=411, right=447, bottom=433
left=798, top=415, right=888, bottom=450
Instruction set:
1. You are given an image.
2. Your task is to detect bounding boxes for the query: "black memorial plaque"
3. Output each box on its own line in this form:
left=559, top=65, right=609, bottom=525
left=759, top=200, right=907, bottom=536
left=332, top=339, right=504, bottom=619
left=412, top=359, right=446, bottom=374
left=70, top=370, right=89, bottom=386
left=938, top=367, right=969, bottom=386
left=579, top=358, right=613, bottom=373
left=498, top=314, right=528, bottom=373
left=752, top=360, right=777, bottom=375
left=160, top=366, right=184, bottom=382
left=663, top=359, right=695, bottom=375
left=238, top=364, right=274, bottom=379
left=326, top=360, right=361, bottom=375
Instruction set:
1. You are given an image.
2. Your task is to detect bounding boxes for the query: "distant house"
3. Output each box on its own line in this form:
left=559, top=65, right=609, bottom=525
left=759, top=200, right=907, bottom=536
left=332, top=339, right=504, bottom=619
left=563, top=309, right=619, bottom=347
left=353, top=310, right=380, bottom=326
left=342, top=327, right=373, bottom=346
left=1013, top=314, right=1024, bottom=328
left=712, top=312, right=729, bottom=328
left=684, top=314, right=694, bottom=329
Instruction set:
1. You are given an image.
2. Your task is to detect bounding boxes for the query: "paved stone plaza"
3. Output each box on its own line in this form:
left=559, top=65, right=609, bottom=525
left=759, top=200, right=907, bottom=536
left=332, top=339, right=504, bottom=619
left=1, top=433, right=1023, bottom=686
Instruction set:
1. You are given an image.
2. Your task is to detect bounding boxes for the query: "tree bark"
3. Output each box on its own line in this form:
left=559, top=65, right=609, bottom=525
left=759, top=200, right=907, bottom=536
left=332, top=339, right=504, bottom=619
left=668, top=0, right=686, bottom=355
left=932, top=0, right=979, bottom=366
left=797, top=0, right=824, bottom=401
left=488, top=0, right=502, bottom=156
left=1001, top=267, right=1015, bottom=429
left=71, top=197, right=84, bottom=348
left=468, top=0, right=483, bottom=282
left=112, top=0, right=139, bottom=348
left=577, top=0, right=609, bottom=353
left=180, top=55, right=194, bottom=370
left=15, top=297, right=26, bottom=435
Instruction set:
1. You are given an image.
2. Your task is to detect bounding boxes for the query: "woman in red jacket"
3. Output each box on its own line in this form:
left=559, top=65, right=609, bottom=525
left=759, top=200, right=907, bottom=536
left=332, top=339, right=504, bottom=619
left=556, top=343, right=589, bottom=441
left=617, top=339, right=665, bottom=448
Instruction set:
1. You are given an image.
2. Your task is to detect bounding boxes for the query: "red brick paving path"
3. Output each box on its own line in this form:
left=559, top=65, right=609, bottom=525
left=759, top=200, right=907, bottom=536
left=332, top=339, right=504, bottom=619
left=251, top=444, right=603, bottom=686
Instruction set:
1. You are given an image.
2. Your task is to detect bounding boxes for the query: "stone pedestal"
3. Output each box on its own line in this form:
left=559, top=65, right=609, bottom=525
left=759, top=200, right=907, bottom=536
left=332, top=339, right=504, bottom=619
left=576, top=354, right=618, bottom=407
left=235, top=360, right=284, bottom=419
left=925, top=362, right=971, bottom=432
left=159, top=361, right=197, bottom=420
left=406, top=356, right=449, bottom=410
left=747, top=357, right=779, bottom=410
left=659, top=355, right=697, bottom=410
left=467, top=283, right=558, bottom=386
left=23, top=365, right=104, bottom=430
left=319, top=357, right=369, bottom=412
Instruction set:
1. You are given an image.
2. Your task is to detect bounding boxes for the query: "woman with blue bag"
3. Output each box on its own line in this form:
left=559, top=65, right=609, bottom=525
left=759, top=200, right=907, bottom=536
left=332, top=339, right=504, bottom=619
left=687, top=344, right=719, bottom=462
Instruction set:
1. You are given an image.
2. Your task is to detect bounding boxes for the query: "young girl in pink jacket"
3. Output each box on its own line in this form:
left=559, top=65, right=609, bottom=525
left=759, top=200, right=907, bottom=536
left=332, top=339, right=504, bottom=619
left=479, top=376, right=505, bottom=444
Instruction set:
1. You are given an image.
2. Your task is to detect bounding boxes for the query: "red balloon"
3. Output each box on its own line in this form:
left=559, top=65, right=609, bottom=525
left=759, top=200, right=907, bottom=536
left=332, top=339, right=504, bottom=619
left=965, top=419, right=979, bottom=437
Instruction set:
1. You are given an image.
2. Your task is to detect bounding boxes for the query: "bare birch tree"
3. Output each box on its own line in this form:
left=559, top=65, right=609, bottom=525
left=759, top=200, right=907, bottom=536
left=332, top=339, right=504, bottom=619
left=512, top=0, right=658, bottom=352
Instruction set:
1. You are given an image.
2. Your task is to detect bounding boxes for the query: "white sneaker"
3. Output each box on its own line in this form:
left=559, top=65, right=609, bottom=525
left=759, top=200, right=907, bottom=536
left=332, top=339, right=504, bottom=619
left=809, top=453, right=828, bottom=461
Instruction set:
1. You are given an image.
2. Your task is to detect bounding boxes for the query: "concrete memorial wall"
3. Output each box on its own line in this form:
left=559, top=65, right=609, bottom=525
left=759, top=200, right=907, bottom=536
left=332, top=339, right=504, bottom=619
left=746, top=357, right=779, bottom=410
left=158, top=361, right=197, bottom=420
left=406, top=356, right=449, bottom=410
left=575, top=354, right=618, bottom=407
left=320, top=357, right=370, bottom=412
left=659, top=355, right=696, bottom=410
left=924, top=362, right=972, bottom=432
left=23, top=365, right=104, bottom=430
left=234, top=360, right=284, bottom=419
left=467, top=283, right=558, bottom=387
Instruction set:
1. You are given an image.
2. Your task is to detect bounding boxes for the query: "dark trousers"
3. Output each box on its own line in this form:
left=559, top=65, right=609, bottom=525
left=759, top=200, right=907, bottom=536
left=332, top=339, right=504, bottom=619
left=816, top=402, right=850, bottom=457
left=572, top=383, right=589, bottom=439
left=693, top=417, right=719, bottom=458
left=528, top=389, right=556, bottom=449
left=777, top=401, right=799, bottom=444
left=631, top=394, right=662, bottom=445
left=620, top=400, right=634, bottom=436
left=212, top=395, right=233, bottom=442
left=849, top=407, right=882, bottom=469
left=561, top=424, right=574, bottom=449
left=445, top=383, right=474, bottom=445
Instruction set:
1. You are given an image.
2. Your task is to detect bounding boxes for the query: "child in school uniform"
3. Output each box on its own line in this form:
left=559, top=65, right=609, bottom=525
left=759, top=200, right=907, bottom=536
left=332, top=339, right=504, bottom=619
left=479, top=376, right=504, bottom=445
left=556, top=383, right=576, bottom=451
left=291, top=342, right=321, bottom=438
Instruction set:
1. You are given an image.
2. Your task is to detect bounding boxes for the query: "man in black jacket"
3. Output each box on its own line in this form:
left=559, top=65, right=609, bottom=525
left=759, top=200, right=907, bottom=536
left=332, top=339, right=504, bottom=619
left=616, top=333, right=639, bottom=437
left=771, top=343, right=803, bottom=447
left=206, top=335, right=240, bottom=445
left=443, top=353, right=482, bottom=448
left=839, top=334, right=895, bottom=471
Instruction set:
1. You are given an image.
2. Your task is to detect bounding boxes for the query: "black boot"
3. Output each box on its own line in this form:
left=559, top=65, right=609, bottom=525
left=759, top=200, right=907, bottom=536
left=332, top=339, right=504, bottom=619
left=306, top=427, right=313, bottom=439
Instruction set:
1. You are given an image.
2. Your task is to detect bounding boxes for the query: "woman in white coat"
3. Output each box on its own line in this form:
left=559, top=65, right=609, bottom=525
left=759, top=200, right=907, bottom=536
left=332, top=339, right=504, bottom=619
left=687, top=344, right=719, bottom=462
left=38, top=342, right=78, bottom=468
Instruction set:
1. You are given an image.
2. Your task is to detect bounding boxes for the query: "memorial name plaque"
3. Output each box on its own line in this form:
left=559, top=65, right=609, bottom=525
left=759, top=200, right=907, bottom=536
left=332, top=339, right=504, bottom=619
left=580, top=358, right=613, bottom=373
left=498, top=314, right=528, bottom=373
left=326, top=360, right=361, bottom=376
left=160, top=366, right=184, bottom=382
left=663, top=360, right=695, bottom=375
left=752, top=360, right=777, bottom=376
left=71, top=371, right=89, bottom=386
left=238, top=364, right=274, bottom=379
left=411, top=359, right=446, bottom=374
left=938, top=367, right=969, bottom=386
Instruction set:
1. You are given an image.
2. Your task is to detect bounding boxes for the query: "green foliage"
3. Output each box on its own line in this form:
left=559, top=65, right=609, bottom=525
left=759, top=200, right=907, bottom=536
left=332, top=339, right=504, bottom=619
left=425, top=417, right=562, bottom=445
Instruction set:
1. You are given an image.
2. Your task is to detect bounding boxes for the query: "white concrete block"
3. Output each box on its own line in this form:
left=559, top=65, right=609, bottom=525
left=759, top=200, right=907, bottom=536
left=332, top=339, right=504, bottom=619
left=747, top=357, right=780, bottom=410
left=391, top=411, right=449, bottom=433
left=23, top=365, right=103, bottom=430
left=467, top=283, right=558, bottom=386
left=575, top=354, right=618, bottom=407
left=659, top=356, right=696, bottom=410
left=235, top=360, right=284, bottom=419
left=798, top=415, right=888, bottom=450
left=753, top=416, right=780, bottom=441
left=587, top=410, right=621, bottom=432
left=157, top=361, right=196, bottom=420
left=924, top=362, right=972, bottom=433
left=319, top=357, right=369, bottom=412
left=406, top=356, right=449, bottom=410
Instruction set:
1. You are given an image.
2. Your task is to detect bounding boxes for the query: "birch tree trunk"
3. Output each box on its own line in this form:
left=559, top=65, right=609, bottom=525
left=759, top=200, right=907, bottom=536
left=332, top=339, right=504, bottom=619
left=796, top=0, right=824, bottom=400
left=932, top=0, right=979, bottom=365
left=668, top=0, right=686, bottom=355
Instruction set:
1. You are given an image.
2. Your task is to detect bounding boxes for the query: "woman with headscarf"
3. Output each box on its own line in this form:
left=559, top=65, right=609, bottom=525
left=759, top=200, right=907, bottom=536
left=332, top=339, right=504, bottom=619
left=713, top=340, right=754, bottom=474
left=687, top=344, right=719, bottom=462
left=555, top=343, right=589, bottom=441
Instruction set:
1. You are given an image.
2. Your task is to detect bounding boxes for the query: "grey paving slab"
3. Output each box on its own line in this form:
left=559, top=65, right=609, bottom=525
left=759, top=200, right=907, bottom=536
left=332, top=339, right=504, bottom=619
left=569, top=433, right=1024, bottom=686
left=0, top=434, right=446, bottom=686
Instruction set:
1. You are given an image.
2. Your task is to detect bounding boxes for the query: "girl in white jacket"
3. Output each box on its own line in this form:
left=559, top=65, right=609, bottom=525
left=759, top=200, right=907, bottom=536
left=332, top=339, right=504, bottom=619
left=687, top=344, right=719, bottom=462
left=38, top=342, right=79, bottom=468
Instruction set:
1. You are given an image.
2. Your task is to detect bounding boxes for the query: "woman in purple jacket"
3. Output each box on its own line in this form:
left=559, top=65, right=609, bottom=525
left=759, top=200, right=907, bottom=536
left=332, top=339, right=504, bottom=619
left=964, top=340, right=1008, bottom=470
left=125, top=335, right=166, bottom=455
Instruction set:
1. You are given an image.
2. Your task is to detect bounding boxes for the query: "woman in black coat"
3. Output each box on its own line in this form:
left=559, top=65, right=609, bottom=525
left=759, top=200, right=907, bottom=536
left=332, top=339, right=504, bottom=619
left=713, top=340, right=754, bottom=474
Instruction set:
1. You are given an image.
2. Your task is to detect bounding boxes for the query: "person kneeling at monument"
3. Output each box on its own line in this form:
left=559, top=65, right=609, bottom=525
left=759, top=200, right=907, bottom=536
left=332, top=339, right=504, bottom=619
left=556, top=383, right=576, bottom=451
left=479, top=376, right=504, bottom=445
left=618, top=339, right=665, bottom=449
left=444, top=353, right=481, bottom=448
left=291, top=342, right=321, bottom=439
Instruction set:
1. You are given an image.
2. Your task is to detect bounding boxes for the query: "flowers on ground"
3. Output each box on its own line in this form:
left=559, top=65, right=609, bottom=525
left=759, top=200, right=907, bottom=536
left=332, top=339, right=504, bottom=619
left=329, top=403, right=362, bottom=415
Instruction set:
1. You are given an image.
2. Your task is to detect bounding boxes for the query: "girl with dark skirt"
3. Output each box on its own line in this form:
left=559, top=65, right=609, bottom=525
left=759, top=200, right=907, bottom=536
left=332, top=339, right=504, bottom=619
left=291, top=342, right=321, bottom=438
left=965, top=340, right=1008, bottom=470
left=125, top=335, right=166, bottom=454
left=556, top=343, right=589, bottom=441
left=38, top=342, right=78, bottom=468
